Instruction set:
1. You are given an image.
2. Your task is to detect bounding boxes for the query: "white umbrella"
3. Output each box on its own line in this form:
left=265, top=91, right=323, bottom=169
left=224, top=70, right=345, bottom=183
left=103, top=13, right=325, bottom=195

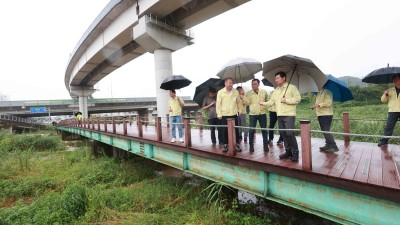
left=262, top=54, right=328, bottom=94
left=216, top=57, right=262, bottom=84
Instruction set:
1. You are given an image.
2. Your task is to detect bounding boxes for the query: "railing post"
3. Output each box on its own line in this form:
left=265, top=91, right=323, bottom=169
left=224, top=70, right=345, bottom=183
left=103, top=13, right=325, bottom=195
left=123, top=116, right=127, bottom=136
left=138, top=116, right=143, bottom=138
left=112, top=117, right=116, bottom=134
left=104, top=117, right=107, bottom=132
left=300, top=120, right=312, bottom=171
left=144, top=114, right=148, bottom=127
left=166, top=114, right=170, bottom=128
left=156, top=116, right=162, bottom=141
left=197, top=112, right=203, bottom=133
left=83, top=118, right=86, bottom=129
left=97, top=118, right=100, bottom=131
left=154, top=114, right=158, bottom=130
left=227, top=118, right=236, bottom=156
left=343, top=112, right=350, bottom=142
left=184, top=117, right=192, bottom=148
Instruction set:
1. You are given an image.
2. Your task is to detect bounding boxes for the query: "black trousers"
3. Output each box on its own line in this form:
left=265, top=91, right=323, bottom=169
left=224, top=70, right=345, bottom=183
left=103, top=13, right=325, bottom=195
left=221, top=115, right=240, bottom=145
left=318, top=115, right=337, bottom=147
left=278, top=116, right=298, bottom=150
left=208, top=118, right=223, bottom=144
left=269, top=111, right=283, bottom=142
left=381, top=112, right=400, bottom=143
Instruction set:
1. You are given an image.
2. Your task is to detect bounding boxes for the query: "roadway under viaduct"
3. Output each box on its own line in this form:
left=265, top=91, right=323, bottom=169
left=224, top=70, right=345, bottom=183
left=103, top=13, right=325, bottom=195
left=0, top=97, right=199, bottom=118
left=65, top=0, right=251, bottom=119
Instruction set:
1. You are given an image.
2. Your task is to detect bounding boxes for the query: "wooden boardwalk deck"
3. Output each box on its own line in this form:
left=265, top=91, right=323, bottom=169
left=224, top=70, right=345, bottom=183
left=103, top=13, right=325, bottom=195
left=79, top=122, right=400, bottom=202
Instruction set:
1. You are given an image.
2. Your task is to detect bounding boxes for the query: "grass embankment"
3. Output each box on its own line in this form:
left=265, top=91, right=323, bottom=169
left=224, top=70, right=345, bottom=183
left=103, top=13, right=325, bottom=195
left=0, top=129, right=272, bottom=225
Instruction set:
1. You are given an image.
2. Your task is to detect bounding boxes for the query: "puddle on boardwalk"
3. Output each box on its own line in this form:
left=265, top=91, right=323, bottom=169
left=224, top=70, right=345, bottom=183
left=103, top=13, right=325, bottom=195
left=156, top=166, right=339, bottom=225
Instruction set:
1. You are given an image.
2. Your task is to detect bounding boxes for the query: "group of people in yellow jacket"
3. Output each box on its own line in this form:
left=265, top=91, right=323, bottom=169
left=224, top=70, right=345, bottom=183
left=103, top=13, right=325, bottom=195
left=212, top=71, right=338, bottom=162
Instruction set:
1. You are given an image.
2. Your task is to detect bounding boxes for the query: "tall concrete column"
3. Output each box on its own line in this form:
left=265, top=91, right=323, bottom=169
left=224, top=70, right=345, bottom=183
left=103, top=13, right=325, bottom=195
left=70, top=86, right=96, bottom=119
left=133, top=15, right=194, bottom=124
left=78, top=96, right=89, bottom=119
left=154, top=49, right=173, bottom=119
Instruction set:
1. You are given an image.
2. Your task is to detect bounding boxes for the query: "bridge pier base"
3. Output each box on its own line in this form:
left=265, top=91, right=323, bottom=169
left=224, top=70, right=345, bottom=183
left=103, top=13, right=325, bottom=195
left=70, top=86, right=96, bottom=119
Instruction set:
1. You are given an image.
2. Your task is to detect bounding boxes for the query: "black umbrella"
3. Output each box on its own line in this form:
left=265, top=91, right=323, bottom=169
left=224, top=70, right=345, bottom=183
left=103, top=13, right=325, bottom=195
left=261, top=78, right=274, bottom=87
left=160, top=75, right=192, bottom=90
left=193, top=78, right=224, bottom=106
left=362, top=64, right=400, bottom=84
left=75, top=111, right=82, bottom=117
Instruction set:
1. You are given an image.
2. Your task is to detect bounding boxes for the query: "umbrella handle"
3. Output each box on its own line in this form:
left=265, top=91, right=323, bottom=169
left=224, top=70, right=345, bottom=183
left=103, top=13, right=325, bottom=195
left=283, top=66, right=297, bottom=97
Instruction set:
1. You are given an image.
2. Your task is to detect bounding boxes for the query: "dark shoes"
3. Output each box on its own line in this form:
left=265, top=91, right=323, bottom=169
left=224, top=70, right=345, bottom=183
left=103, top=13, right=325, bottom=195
left=378, top=141, right=388, bottom=147
left=279, top=149, right=292, bottom=159
left=325, top=146, right=339, bottom=153
left=249, top=144, right=254, bottom=152
left=222, top=144, right=242, bottom=152
left=236, top=144, right=242, bottom=152
left=320, top=145, right=339, bottom=153
left=319, top=145, right=329, bottom=150
left=279, top=149, right=299, bottom=162
left=290, top=149, right=299, bottom=162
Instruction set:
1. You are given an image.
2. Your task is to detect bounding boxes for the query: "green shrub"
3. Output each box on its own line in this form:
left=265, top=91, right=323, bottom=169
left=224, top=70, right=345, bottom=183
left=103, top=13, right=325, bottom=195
left=0, top=177, right=56, bottom=199
left=0, top=185, right=88, bottom=224
left=0, top=133, right=65, bottom=152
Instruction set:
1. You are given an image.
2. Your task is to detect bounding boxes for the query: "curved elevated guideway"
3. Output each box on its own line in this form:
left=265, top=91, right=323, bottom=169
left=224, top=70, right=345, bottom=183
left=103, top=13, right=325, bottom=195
left=65, top=0, right=251, bottom=119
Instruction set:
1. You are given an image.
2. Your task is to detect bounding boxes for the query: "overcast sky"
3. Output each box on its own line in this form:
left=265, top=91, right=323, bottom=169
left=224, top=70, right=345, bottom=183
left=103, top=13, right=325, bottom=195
left=1, top=0, right=400, bottom=101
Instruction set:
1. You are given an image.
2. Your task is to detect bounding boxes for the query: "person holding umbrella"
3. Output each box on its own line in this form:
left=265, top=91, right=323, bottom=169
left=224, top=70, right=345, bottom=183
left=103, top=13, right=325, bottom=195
left=311, top=88, right=339, bottom=153
left=202, top=87, right=222, bottom=146
left=245, top=79, right=269, bottom=152
left=259, top=71, right=301, bottom=161
left=216, top=78, right=243, bottom=152
left=378, top=74, right=400, bottom=147
left=168, top=89, right=185, bottom=143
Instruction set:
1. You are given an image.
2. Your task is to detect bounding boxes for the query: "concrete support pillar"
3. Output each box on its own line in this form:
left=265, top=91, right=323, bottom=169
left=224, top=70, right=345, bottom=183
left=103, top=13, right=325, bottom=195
left=154, top=49, right=173, bottom=120
left=133, top=15, right=194, bottom=126
left=79, top=96, right=89, bottom=119
left=70, top=86, right=96, bottom=119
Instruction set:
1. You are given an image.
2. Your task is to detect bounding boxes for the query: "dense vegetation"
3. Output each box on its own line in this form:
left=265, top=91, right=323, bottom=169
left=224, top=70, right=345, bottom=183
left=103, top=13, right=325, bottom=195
left=0, top=129, right=272, bottom=225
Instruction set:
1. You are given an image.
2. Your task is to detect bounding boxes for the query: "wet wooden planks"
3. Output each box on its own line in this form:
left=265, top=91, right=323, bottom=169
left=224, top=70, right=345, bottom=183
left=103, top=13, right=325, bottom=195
left=87, top=124, right=400, bottom=190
